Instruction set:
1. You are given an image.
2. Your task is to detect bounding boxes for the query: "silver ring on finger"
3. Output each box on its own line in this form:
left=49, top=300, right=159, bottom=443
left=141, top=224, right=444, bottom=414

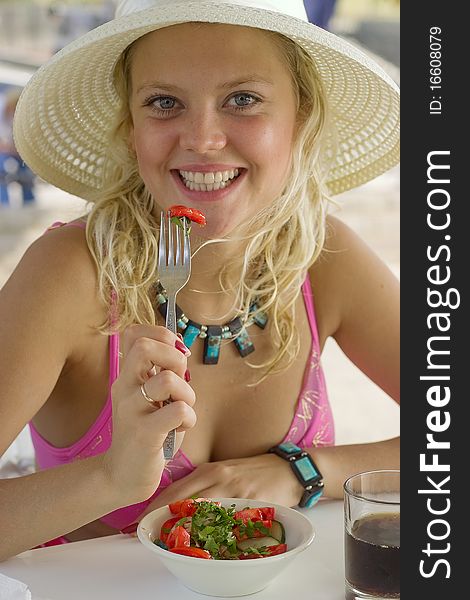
left=140, top=381, right=162, bottom=408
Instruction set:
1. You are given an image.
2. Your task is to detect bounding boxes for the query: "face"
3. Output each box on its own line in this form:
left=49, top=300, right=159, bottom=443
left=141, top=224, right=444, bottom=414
left=128, top=23, right=298, bottom=238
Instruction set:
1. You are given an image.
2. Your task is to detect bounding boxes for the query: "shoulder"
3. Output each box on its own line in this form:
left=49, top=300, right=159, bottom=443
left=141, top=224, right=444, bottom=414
left=3, top=221, right=106, bottom=339
left=27, top=222, right=95, bottom=289
left=308, top=214, right=399, bottom=341
left=0, top=221, right=107, bottom=452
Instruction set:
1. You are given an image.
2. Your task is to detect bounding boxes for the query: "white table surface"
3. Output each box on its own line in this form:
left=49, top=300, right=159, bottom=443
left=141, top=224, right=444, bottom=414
left=0, top=500, right=345, bottom=600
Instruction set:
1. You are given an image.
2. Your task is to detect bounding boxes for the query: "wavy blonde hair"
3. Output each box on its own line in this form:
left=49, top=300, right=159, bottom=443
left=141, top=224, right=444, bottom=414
left=86, top=25, right=334, bottom=383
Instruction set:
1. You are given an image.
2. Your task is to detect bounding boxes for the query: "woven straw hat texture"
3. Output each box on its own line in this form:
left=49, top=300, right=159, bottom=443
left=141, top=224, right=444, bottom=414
left=13, top=0, right=400, bottom=201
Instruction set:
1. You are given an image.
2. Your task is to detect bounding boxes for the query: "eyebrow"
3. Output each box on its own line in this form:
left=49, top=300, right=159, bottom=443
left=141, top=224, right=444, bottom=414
left=136, top=76, right=274, bottom=95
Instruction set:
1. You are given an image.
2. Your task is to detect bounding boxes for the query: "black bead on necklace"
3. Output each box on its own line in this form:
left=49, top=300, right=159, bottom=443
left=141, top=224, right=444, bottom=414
left=155, top=283, right=268, bottom=364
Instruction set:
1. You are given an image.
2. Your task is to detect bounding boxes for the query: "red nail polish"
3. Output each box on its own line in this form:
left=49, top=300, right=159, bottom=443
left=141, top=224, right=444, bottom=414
left=184, top=369, right=191, bottom=382
left=175, top=339, right=191, bottom=356
left=177, top=332, right=184, bottom=341
left=120, top=522, right=138, bottom=534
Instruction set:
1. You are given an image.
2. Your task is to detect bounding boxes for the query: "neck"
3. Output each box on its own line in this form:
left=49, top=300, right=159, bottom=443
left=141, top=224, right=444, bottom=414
left=177, top=233, right=247, bottom=324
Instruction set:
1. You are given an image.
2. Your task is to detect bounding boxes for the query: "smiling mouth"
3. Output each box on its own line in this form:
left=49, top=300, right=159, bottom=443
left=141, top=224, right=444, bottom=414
left=176, top=168, right=242, bottom=192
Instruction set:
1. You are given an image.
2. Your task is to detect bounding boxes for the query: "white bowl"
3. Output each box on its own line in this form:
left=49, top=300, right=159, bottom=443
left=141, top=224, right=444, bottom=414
left=137, top=497, right=315, bottom=597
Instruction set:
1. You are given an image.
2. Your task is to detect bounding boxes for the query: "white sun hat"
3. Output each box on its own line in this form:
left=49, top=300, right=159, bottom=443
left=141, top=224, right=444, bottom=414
left=13, top=0, right=399, bottom=200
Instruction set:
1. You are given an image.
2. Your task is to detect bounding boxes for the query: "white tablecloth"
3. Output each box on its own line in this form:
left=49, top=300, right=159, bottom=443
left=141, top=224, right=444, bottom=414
left=0, top=500, right=345, bottom=600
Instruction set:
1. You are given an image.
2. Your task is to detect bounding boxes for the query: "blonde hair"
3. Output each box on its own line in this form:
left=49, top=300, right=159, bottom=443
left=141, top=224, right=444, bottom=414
left=86, top=25, right=334, bottom=383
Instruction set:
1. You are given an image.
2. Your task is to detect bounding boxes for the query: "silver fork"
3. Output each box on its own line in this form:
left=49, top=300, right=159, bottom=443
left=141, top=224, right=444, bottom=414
left=158, top=210, right=191, bottom=460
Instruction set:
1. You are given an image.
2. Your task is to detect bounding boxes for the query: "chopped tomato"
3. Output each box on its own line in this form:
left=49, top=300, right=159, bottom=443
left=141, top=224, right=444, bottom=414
left=168, top=498, right=198, bottom=517
left=239, top=543, right=287, bottom=559
left=159, top=516, right=181, bottom=543
left=258, top=507, right=275, bottom=520
left=169, top=205, right=206, bottom=226
left=234, top=508, right=264, bottom=524
left=166, top=525, right=191, bottom=550
left=233, top=520, right=273, bottom=541
left=168, top=497, right=220, bottom=517
left=169, top=546, right=212, bottom=559
left=264, top=543, right=287, bottom=556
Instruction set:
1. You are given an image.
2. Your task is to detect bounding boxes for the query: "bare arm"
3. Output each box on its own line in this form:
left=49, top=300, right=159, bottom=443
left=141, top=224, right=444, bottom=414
left=0, top=229, right=196, bottom=560
left=0, top=229, right=93, bottom=458
left=0, top=455, right=119, bottom=561
left=0, top=230, right=118, bottom=559
left=307, top=215, right=400, bottom=497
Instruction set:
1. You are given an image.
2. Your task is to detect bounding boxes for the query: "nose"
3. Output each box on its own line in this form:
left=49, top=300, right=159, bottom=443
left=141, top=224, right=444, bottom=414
left=178, top=109, right=227, bottom=153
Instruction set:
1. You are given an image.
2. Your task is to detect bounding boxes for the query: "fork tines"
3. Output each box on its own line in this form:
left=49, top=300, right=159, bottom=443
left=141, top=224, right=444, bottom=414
left=159, top=210, right=188, bottom=269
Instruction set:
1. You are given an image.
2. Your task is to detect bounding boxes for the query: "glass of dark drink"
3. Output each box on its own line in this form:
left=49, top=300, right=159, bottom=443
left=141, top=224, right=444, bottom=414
left=344, top=470, right=400, bottom=600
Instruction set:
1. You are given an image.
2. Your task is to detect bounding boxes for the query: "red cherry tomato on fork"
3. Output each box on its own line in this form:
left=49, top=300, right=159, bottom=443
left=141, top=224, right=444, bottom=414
left=169, top=205, right=206, bottom=226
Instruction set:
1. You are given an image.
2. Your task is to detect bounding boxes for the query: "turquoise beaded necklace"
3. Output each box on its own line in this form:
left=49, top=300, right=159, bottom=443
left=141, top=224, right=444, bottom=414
left=155, top=283, right=268, bottom=364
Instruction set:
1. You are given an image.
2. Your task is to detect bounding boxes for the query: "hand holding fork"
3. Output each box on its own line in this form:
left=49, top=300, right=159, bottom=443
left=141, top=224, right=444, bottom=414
left=157, top=210, right=191, bottom=460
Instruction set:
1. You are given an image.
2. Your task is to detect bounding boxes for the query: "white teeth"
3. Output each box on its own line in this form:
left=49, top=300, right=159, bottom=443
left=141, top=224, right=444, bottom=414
left=178, top=168, right=241, bottom=191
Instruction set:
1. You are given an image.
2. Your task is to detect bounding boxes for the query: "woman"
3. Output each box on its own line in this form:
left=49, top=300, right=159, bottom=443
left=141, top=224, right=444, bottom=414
left=0, top=0, right=399, bottom=558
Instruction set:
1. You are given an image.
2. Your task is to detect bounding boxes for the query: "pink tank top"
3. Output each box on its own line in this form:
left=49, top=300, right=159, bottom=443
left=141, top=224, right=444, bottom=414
left=29, top=221, right=335, bottom=531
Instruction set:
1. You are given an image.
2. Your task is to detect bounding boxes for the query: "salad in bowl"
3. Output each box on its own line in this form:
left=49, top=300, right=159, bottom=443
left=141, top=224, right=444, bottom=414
left=137, top=497, right=315, bottom=597
left=155, top=497, right=287, bottom=560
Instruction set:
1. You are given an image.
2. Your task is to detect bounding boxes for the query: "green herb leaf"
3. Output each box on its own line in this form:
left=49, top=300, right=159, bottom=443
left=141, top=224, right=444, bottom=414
left=190, top=500, right=239, bottom=559
left=175, top=516, right=190, bottom=528
left=243, top=546, right=270, bottom=556
left=170, top=215, right=191, bottom=235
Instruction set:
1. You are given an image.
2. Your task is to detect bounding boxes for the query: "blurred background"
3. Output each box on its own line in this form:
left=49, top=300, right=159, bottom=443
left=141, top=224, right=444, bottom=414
left=0, top=0, right=399, bottom=475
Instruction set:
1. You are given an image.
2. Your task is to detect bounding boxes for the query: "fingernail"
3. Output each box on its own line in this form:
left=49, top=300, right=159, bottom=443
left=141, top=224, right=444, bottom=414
left=120, top=522, right=138, bottom=535
left=175, top=340, right=191, bottom=357
left=184, top=369, right=191, bottom=382
left=177, top=332, right=184, bottom=341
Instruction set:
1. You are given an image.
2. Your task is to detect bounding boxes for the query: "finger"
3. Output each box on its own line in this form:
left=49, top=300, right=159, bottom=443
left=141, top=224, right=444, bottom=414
left=121, top=324, right=177, bottom=357
left=146, top=400, right=197, bottom=436
left=156, top=464, right=218, bottom=501
left=122, top=336, right=188, bottom=383
left=141, top=370, right=196, bottom=408
left=190, top=486, right=228, bottom=500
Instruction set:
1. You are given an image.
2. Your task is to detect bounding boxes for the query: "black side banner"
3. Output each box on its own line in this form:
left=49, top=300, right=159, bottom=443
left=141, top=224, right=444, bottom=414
left=401, top=3, right=465, bottom=597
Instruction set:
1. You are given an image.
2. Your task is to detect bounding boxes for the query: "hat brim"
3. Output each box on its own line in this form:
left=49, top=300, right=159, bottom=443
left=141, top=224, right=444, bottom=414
left=13, top=1, right=399, bottom=200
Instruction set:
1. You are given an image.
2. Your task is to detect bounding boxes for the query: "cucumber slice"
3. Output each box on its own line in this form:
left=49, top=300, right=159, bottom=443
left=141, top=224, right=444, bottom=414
left=269, top=520, right=285, bottom=544
left=237, top=536, right=280, bottom=551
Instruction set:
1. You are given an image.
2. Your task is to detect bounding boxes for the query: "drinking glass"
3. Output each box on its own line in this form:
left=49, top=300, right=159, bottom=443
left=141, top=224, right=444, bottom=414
left=344, top=470, right=400, bottom=599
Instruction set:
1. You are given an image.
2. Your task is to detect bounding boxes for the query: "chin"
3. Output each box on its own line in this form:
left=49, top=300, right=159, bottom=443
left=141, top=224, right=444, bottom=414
left=193, top=222, right=235, bottom=240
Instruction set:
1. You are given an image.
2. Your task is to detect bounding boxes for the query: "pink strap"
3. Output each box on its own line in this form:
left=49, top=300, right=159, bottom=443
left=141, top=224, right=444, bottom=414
left=300, top=275, right=320, bottom=350
left=46, top=220, right=86, bottom=232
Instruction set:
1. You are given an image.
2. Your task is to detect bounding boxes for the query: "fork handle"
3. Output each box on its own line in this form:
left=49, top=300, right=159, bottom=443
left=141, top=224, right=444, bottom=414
left=165, top=293, right=177, bottom=334
left=163, top=293, right=177, bottom=460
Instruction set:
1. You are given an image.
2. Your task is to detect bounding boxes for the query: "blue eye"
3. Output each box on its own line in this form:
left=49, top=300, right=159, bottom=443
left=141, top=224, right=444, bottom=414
left=156, top=97, right=176, bottom=110
left=229, top=93, right=260, bottom=110
left=143, top=95, right=179, bottom=116
left=234, top=94, right=253, bottom=106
